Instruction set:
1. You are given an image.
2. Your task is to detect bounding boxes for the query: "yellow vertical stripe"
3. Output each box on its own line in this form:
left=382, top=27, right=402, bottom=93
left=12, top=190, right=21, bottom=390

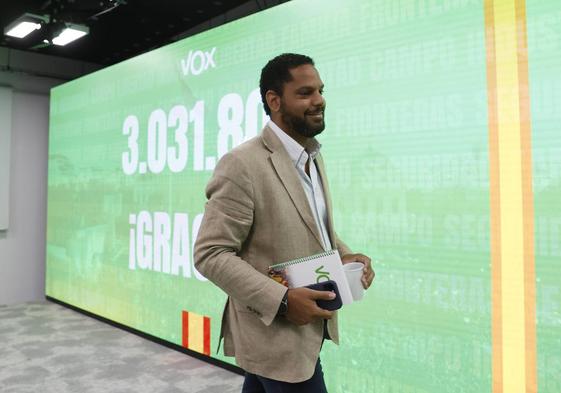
left=486, top=0, right=537, bottom=392
left=189, top=312, right=204, bottom=354
left=494, top=1, right=526, bottom=390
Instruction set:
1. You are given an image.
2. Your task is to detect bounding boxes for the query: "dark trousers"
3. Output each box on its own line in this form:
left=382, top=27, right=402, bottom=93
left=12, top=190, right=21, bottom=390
left=241, top=358, right=328, bottom=393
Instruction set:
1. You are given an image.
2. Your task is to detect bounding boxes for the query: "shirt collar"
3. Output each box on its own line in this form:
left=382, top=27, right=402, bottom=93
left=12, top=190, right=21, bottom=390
left=267, top=120, right=321, bottom=168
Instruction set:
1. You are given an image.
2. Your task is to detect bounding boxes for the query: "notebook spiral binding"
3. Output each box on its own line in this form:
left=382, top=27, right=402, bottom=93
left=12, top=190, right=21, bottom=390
left=270, top=249, right=336, bottom=270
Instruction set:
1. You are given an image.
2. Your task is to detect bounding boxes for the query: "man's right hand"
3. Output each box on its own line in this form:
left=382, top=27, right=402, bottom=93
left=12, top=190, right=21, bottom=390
left=285, top=287, right=335, bottom=326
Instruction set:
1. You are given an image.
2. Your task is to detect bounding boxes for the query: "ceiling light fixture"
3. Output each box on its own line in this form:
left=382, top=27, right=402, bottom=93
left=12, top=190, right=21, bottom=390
left=51, top=23, right=89, bottom=46
left=4, top=13, right=48, bottom=38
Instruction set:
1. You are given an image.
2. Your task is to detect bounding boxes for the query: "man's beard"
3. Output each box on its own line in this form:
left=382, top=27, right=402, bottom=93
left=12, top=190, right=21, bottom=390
left=280, top=104, right=325, bottom=138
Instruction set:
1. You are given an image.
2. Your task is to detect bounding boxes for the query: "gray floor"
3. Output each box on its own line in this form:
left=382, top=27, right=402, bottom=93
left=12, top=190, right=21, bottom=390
left=0, top=301, right=244, bottom=393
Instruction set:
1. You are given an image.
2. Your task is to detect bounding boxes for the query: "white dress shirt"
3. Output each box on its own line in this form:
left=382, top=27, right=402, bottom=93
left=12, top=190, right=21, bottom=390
left=268, top=120, right=332, bottom=251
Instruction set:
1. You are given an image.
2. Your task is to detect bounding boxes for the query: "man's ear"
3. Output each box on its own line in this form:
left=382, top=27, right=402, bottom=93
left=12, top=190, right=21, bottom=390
left=266, top=90, right=281, bottom=114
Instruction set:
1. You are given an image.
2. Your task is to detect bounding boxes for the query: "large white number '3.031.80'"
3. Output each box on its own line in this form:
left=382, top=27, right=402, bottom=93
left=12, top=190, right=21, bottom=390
left=121, top=89, right=268, bottom=175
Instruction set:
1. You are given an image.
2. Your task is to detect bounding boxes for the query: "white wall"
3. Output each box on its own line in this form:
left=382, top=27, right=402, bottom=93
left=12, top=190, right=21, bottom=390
left=0, top=47, right=100, bottom=305
left=0, top=87, right=12, bottom=230
left=0, top=92, right=49, bottom=304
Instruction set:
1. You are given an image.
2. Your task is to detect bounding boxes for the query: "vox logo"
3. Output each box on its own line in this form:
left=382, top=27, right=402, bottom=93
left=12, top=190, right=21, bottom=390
left=181, top=47, right=217, bottom=76
left=315, top=265, right=330, bottom=283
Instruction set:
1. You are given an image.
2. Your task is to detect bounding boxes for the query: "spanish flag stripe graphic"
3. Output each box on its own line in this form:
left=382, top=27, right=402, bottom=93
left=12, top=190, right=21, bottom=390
left=484, top=1, right=503, bottom=390
left=484, top=0, right=537, bottom=392
left=203, top=316, right=211, bottom=356
left=189, top=312, right=204, bottom=354
left=182, top=310, right=189, bottom=349
left=514, top=0, right=537, bottom=390
left=181, top=310, right=211, bottom=356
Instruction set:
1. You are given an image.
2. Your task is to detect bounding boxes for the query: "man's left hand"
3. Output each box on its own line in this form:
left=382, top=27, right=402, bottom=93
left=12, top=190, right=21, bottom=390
left=341, top=253, right=375, bottom=289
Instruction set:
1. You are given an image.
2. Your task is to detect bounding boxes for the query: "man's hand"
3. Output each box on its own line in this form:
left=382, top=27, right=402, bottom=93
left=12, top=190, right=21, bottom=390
left=285, top=287, right=335, bottom=326
left=341, top=253, right=375, bottom=289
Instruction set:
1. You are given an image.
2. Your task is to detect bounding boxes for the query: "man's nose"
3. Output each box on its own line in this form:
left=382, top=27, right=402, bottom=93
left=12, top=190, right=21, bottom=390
left=311, top=91, right=325, bottom=106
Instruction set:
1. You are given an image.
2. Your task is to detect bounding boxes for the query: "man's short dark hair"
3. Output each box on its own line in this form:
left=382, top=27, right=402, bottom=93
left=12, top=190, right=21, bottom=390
left=259, top=53, right=315, bottom=116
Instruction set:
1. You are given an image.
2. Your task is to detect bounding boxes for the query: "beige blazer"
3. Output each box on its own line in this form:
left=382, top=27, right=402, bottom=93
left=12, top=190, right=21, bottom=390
left=194, top=125, right=351, bottom=383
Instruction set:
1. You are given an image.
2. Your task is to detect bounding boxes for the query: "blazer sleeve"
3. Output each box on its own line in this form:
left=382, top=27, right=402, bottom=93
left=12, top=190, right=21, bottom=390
left=194, top=152, right=287, bottom=326
left=334, top=231, right=352, bottom=257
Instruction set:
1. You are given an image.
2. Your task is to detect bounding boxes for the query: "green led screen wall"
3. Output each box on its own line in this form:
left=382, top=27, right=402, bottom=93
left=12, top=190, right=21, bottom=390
left=527, top=0, right=561, bottom=392
left=46, top=0, right=560, bottom=391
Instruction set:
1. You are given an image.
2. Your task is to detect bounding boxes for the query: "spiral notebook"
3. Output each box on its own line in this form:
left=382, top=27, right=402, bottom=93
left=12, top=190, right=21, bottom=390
left=269, top=249, right=354, bottom=305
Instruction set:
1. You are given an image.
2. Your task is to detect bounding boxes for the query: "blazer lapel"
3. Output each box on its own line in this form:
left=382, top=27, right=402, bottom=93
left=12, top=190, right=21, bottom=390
left=314, top=153, right=337, bottom=248
left=262, top=127, right=324, bottom=249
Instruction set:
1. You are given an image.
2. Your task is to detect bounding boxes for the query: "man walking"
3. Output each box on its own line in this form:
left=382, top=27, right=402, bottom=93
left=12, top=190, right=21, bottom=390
left=194, top=53, right=374, bottom=392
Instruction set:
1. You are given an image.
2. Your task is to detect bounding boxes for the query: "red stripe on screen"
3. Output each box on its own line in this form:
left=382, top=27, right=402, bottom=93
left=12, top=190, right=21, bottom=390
left=203, top=316, right=211, bottom=356
left=182, top=311, right=189, bottom=349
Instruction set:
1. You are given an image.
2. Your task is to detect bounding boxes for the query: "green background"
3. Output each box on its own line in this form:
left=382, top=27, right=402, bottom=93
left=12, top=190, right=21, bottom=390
left=45, top=0, right=560, bottom=391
